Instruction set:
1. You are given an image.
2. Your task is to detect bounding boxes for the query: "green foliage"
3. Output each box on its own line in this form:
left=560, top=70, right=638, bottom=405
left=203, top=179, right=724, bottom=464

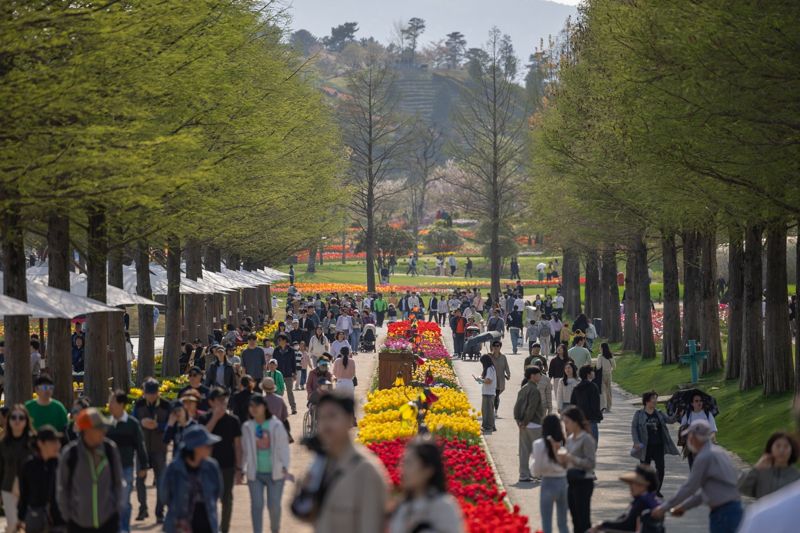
left=355, top=226, right=415, bottom=256
left=422, top=222, right=463, bottom=253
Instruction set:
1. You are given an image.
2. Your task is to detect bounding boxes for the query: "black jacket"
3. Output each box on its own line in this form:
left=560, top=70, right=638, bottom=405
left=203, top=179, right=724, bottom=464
left=131, top=397, right=171, bottom=456
left=204, top=359, right=235, bottom=391
left=18, top=455, right=64, bottom=526
left=272, top=345, right=297, bottom=379
left=570, top=380, right=603, bottom=422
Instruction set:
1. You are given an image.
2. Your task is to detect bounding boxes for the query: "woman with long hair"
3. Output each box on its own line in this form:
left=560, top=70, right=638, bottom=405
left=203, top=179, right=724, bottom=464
left=549, top=344, right=571, bottom=402
left=631, top=391, right=679, bottom=497
left=0, top=405, right=33, bottom=531
left=533, top=414, right=569, bottom=533
left=332, top=346, right=356, bottom=397
left=388, top=439, right=465, bottom=533
left=559, top=406, right=596, bottom=533
left=596, top=343, right=616, bottom=412
left=478, top=355, right=497, bottom=434
left=330, top=331, right=351, bottom=362
left=556, top=363, right=579, bottom=414
left=273, top=321, right=287, bottom=344
left=308, top=326, right=330, bottom=368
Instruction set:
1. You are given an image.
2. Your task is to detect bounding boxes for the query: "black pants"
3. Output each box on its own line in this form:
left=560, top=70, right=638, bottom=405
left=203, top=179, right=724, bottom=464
left=68, top=514, right=119, bottom=533
left=428, top=310, right=437, bottom=322
left=568, top=477, right=594, bottom=533
left=220, top=466, right=235, bottom=532
left=643, top=444, right=666, bottom=491
left=493, top=388, right=504, bottom=411
left=438, top=312, right=447, bottom=326
left=453, top=333, right=465, bottom=355
left=137, top=450, right=165, bottom=517
left=376, top=311, right=385, bottom=327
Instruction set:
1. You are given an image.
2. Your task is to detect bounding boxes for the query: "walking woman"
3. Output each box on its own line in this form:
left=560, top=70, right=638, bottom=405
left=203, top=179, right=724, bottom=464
left=680, top=393, right=718, bottom=468
left=242, top=395, right=291, bottom=533
left=555, top=362, right=579, bottom=414
left=738, top=431, right=800, bottom=499
left=308, top=326, right=330, bottom=368
left=330, top=331, right=351, bottom=360
left=0, top=405, right=32, bottom=532
left=631, top=391, right=679, bottom=497
left=388, top=438, right=465, bottom=533
left=533, top=414, right=569, bottom=533
left=322, top=311, right=336, bottom=342
left=596, top=343, right=616, bottom=412
left=478, top=355, right=497, bottom=434
left=558, top=406, right=596, bottom=533
left=549, top=344, right=571, bottom=403
left=332, top=346, right=357, bottom=397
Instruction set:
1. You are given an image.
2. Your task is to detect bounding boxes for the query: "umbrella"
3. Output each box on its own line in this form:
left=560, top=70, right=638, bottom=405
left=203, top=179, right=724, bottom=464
left=464, top=330, right=501, bottom=352
left=665, top=388, right=719, bottom=418
left=536, top=262, right=547, bottom=270
left=0, top=294, right=56, bottom=317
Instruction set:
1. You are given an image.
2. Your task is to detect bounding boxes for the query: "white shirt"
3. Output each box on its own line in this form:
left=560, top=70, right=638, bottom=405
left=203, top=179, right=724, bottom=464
left=532, top=438, right=566, bottom=478
left=586, top=324, right=597, bottom=340
left=335, top=315, right=353, bottom=333
left=554, top=295, right=564, bottom=309
left=481, top=366, right=496, bottom=396
left=514, top=298, right=525, bottom=311
left=738, top=479, right=800, bottom=533
left=681, top=410, right=718, bottom=433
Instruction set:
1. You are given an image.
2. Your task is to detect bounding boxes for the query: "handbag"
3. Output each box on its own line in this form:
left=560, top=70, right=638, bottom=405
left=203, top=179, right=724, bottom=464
left=352, top=375, right=358, bottom=387
left=677, top=423, right=690, bottom=447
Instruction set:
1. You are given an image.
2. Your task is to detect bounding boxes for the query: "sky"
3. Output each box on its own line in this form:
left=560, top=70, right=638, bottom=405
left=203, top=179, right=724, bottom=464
left=281, top=0, right=580, bottom=57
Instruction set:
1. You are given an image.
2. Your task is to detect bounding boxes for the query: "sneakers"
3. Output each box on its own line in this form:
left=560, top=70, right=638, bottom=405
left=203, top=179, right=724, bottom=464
left=291, top=408, right=298, bottom=415
left=136, top=510, right=148, bottom=521
left=518, top=477, right=534, bottom=483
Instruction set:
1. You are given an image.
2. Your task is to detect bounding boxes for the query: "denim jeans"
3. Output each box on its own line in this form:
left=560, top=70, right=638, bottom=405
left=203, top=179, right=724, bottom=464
left=590, top=421, right=599, bottom=443
left=510, top=327, right=521, bottom=354
left=248, top=473, right=285, bottom=533
left=540, top=476, right=569, bottom=533
left=120, top=466, right=134, bottom=532
left=709, top=500, right=743, bottom=533
left=299, top=368, right=308, bottom=387
left=350, top=329, right=361, bottom=351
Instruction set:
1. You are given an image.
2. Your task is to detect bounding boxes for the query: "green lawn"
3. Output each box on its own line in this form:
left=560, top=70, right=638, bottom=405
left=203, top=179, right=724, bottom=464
left=611, top=346, right=795, bottom=464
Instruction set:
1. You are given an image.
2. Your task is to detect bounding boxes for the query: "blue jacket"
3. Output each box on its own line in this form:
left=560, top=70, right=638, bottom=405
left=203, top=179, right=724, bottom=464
left=161, top=455, right=222, bottom=533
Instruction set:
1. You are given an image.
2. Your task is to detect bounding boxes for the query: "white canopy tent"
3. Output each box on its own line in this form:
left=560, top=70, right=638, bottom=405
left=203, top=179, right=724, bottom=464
left=0, top=293, right=61, bottom=317
left=26, top=266, right=162, bottom=307
left=0, top=274, right=123, bottom=318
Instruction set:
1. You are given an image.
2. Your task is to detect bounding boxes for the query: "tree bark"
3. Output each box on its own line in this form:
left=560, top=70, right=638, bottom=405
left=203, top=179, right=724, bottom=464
left=184, top=239, right=204, bottom=345
left=1, top=199, right=32, bottom=405
left=600, top=248, right=622, bottom=342
left=135, top=242, right=155, bottom=385
left=265, top=285, right=273, bottom=320
left=584, top=249, right=601, bottom=321
left=740, top=224, right=764, bottom=390
left=107, top=239, right=129, bottom=392
left=622, top=248, right=639, bottom=351
left=205, top=246, right=222, bottom=272
left=562, top=248, right=581, bottom=319
left=796, top=219, right=800, bottom=395
left=490, top=215, right=501, bottom=304
left=85, top=206, right=109, bottom=407
left=307, top=245, right=317, bottom=273
left=635, top=238, right=656, bottom=358
left=682, top=230, right=702, bottom=346
left=163, top=236, right=182, bottom=378
left=725, top=231, right=744, bottom=380
left=699, top=231, right=723, bottom=373
left=763, top=223, right=794, bottom=395
left=661, top=233, right=682, bottom=364
left=47, top=214, right=73, bottom=405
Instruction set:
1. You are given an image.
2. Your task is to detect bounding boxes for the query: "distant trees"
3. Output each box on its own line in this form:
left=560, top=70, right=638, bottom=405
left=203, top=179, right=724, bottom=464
left=407, top=125, right=444, bottom=252
left=401, top=17, right=426, bottom=65
left=291, top=29, right=319, bottom=55
left=423, top=222, right=463, bottom=254
left=323, top=22, right=359, bottom=51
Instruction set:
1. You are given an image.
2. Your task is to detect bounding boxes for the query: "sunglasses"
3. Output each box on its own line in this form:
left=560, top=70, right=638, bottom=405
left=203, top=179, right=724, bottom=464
left=10, top=413, right=27, bottom=422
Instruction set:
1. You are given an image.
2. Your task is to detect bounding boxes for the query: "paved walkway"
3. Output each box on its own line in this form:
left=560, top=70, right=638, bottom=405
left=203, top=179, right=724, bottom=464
left=447, top=333, right=748, bottom=532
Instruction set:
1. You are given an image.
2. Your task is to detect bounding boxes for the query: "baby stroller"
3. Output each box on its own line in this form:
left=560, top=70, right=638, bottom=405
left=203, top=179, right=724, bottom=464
left=360, top=324, right=377, bottom=352
left=463, top=325, right=482, bottom=361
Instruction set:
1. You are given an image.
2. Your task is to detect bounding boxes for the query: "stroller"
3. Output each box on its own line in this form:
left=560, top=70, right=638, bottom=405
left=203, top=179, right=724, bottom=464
left=360, top=324, right=377, bottom=352
left=463, top=330, right=501, bottom=361
left=463, top=325, right=482, bottom=360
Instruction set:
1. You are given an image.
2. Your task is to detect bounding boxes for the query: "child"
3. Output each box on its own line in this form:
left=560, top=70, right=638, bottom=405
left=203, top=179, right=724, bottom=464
left=589, top=464, right=661, bottom=532
left=265, top=358, right=286, bottom=396
left=298, top=340, right=311, bottom=389
left=526, top=320, right=538, bottom=350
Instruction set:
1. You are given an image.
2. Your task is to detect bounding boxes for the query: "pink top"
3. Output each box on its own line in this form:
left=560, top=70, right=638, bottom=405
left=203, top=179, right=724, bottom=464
left=332, top=357, right=356, bottom=380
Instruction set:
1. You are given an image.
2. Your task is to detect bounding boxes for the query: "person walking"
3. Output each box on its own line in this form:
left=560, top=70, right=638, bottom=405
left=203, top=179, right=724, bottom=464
left=738, top=431, right=800, bottom=499
left=450, top=309, right=467, bottom=358
left=201, top=387, right=242, bottom=533
left=205, top=344, right=236, bottom=392
left=437, top=297, right=449, bottom=326
left=570, top=365, right=603, bottom=443
left=652, top=420, right=743, bottom=533
left=300, top=392, right=389, bottom=533
left=631, top=391, right=680, bottom=497
left=506, top=305, right=524, bottom=354
left=596, top=343, right=616, bottom=412
left=330, top=331, right=351, bottom=362
left=163, top=400, right=198, bottom=454
left=308, top=326, right=330, bottom=367
left=537, top=316, right=552, bottom=356
left=272, top=334, right=298, bottom=414
left=18, top=425, right=64, bottom=533
left=532, top=414, right=569, bottom=533
left=388, top=438, right=465, bottom=533
left=555, top=362, right=579, bottom=414
left=489, top=341, right=510, bottom=416
left=242, top=395, right=291, bottom=533
left=548, top=343, right=571, bottom=396
left=231, top=375, right=256, bottom=424
left=178, top=366, right=211, bottom=411
left=161, top=425, right=223, bottom=533
left=332, top=346, right=356, bottom=397
left=558, top=406, right=597, bottom=533
left=107, top=390, right=149, bottom=533
left=428, top=294, right=438, bottom=323
left=568, top=335, right=592, bottom=370
left=0, top=404, right=33, bottom=532
left=132, top=378, right=170, bottom=523
left=25, top=375, right=69, bottom=432
left=464, top=257, right=473, bottom=278
left=679, top=392, right=719, bottom=469
left=514, top=367, right=544, bottom=483
left=477, top=355, right=497, bottom=434
left=373, top=294, right=388, bottom=326
left=241, top=334, right=266, bottom=383
left=57, top=408, right=124, bottom=533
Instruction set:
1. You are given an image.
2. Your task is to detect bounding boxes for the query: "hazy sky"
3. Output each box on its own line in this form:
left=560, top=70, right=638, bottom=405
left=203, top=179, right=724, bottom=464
left=281, top=0, right=579, bottom=57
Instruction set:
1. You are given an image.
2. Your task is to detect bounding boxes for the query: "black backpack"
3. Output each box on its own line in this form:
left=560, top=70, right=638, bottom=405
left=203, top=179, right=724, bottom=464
left=66, top=441, right=119, bottom=499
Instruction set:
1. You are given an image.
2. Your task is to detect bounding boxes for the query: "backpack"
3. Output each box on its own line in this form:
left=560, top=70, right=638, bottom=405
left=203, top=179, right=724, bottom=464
left=66, top=441, right=119, bottom=500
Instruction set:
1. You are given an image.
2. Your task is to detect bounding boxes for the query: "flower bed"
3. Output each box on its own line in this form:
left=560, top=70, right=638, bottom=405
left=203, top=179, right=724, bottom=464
left=360, top=322, right=529, bottom=532
left=272, top=279, right=569, bottom=295
left=234, top=321, right=279, bottom=356
left=386, top=320, right=449, bottom=360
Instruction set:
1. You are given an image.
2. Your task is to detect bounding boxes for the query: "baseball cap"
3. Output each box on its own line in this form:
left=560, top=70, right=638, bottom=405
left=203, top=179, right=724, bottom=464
left=231, top=355, right=242, bottom=365
left=188, top=366, right=203, bottom=376
left=681, top=419, right=713, bottom=439
left=75, top=408, right=113, bottom=432
left=179, top=425, right=221, bottom=451
left=143, top=378, right=160, bottom=394
left=268, top=358, right=278, bottom=365
left=35, top=424, right=63, bottom=442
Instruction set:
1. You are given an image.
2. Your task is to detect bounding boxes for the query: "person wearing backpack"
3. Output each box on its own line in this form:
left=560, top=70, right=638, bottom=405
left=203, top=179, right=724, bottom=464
left=57, top=408, right=123, bottom=532
left=679, top=393, right=718, bottom=469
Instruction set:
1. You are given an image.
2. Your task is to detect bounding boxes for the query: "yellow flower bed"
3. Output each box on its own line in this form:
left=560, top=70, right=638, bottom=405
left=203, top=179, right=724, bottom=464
left=235, top=321, right=279, bottom=355
left=413, top=359, right=457, bottom=384
left=358, top=408, right=481, bottom=444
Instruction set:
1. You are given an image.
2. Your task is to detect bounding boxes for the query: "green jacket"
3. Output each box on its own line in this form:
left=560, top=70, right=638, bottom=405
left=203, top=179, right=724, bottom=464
left=373, top=298, right=388, bottom=312
left=513, top=382, right=544, bottom=426
left=266, top=370, right=285, bottom=395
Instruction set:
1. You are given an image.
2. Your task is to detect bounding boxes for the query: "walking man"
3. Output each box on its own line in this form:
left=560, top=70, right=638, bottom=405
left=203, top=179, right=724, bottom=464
left=25, top=375, right=69, bottom=432
left=489, top=341, right=511, bottom=415
left=570, top=366, right=603, bottom=443
left=133, top=378, right=170, bottom=523
left=241, top=333, right=266, bottom=383
left=464, top=257, right=473, bottom=278
left=272, top=333, right=298, bottom=414
left=450, top=309, right=467, bottom=357
left=514, top=367, right=544, bottom=483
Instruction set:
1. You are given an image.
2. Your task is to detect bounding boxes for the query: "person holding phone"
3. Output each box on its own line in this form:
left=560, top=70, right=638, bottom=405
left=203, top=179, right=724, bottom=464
left=477, top=355, right=497, bottom=434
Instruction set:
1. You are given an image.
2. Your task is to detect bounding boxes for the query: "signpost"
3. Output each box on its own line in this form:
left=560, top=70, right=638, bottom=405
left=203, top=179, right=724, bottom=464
left=680, top=339, right=709, bottom=384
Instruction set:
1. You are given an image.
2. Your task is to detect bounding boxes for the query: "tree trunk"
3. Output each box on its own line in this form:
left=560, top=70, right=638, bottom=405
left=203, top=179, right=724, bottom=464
left=1, top=199, right=31, bottom=406
left=764, top=223, right=794, bottom=395
left=184, top=239, right=205, bottom=347
left=622, top=248, right=639, bottom=351
left=600, top=248, right=622, bottom=342
left=563, top=248, right=581, bottom=319
left=205, top=246, right=222, bottom=272
left=107, top=240, right=129, bottom=392
left=163, top=236, right=182, bottom=378
left=682, top=230, right=702, bottom=346
left=490, top=217, right=501, bottom=304
left=584, top=249, right=601, bottom=321
left=47, top=214, right=73, bottom=405
left=740, top=224, right=764, bottom=390
left=699, top=231, right=723, bottom=374
left=661, top=233, right=682, bottom=364
left=725, top=231, right=744, bottom=379
left=307, top=245, right=317, bottom=273
left=265, top=286, right=273, bottom=319
left=635, top=238, right=656, bottom=358
left=135, top=242, right=155, bottom=385
left=365, top=192, right=376, bottom=292
left=85, top=206, right=110, bottom=407
left=796, top=219, right=800, bottom=395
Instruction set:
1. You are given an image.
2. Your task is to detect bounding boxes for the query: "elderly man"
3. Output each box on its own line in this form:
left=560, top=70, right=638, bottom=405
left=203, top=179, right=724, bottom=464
left=513, top=367, right=544, bottom=483
left=652, top=420, right=743, bottom=533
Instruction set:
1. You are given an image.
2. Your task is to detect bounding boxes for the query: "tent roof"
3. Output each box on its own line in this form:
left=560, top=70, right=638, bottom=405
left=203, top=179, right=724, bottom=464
left=0, top=275, right=123, bottom=318
left=26, top=266, right=162, bottom=307
left=0, top=293, right=59, bottom=317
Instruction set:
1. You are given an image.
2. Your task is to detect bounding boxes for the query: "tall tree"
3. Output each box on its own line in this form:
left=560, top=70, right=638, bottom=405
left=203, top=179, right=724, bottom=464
left=446, top=27, right=527, bottom=302
left=763, top=223, right=794, bottom=394
left=323, top=22, right=358, bottom=52
left=498, top=33, right=518, bottom=79
left=661, top=233, right=682, bottom=364
left=407, top=125, right=443, bottom=252
left=402, top=17, right=426, bottom=65
left=444, top=32, right=467, bottom=69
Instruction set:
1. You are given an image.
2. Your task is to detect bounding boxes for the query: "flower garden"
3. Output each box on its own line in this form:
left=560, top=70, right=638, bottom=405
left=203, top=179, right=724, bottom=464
left=358, top=318, right=530, bottom=532
left=272, top=279, right=565, bottom=295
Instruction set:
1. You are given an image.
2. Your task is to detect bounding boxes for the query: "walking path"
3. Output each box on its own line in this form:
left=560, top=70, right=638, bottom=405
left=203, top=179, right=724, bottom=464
left=447, top=332, right=748, bottom=532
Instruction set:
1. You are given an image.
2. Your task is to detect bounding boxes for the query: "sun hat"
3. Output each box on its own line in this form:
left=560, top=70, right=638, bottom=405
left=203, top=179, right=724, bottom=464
left=261, top=377, right=276, bottom=393
left=179, top=425, right=221, bottom=451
